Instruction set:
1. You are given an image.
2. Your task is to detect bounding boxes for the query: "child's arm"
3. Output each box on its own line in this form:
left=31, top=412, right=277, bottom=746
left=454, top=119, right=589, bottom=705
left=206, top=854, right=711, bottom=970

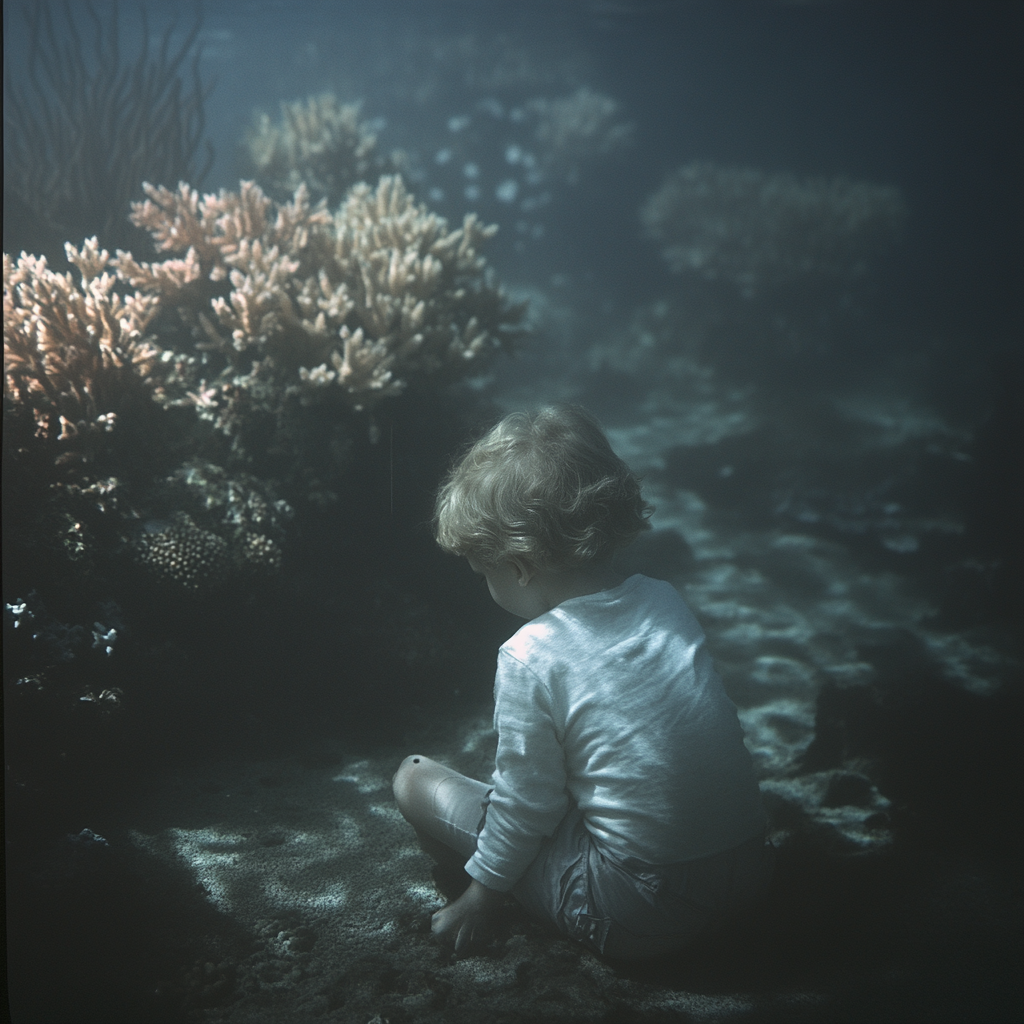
left=466, top=652, right=570, bottom=890
left=431, top=878, right=505, bottom=953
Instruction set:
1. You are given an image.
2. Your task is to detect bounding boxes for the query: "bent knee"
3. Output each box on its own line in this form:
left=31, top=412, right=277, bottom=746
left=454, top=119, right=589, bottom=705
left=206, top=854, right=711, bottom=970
left=392, top=754, right=432, bottom=815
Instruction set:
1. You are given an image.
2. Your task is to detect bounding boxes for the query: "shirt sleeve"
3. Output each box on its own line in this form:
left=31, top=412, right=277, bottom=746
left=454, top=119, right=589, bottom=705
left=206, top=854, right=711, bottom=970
left=465, top=649, right=570, bottom=891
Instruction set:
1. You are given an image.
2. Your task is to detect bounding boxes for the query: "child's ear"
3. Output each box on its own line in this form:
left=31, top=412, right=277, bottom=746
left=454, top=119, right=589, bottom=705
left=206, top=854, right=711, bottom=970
left=511, top=559, right=533, bottom=586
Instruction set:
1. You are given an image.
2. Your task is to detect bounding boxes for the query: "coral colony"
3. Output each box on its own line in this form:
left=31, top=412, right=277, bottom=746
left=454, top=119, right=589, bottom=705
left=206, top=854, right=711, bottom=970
left=4, top=174, right=522, bottom=609
left=118, top=174, right=523, bottom=422
left=2, top=68, right=533, bottom=754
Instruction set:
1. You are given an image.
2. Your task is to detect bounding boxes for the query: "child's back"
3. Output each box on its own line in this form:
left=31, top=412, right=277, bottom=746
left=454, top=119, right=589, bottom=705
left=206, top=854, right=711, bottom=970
left=477, top=572, right=766, bottom=892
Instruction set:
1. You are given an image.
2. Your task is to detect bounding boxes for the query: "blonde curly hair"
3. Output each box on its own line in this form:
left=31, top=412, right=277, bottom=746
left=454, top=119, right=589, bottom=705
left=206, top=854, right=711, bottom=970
left=434, top=405, right=653, bottom=571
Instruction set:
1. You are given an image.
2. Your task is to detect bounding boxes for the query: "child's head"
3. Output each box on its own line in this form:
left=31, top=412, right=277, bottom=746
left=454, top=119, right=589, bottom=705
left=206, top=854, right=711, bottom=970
left=434, top=405, right=653, bottom=574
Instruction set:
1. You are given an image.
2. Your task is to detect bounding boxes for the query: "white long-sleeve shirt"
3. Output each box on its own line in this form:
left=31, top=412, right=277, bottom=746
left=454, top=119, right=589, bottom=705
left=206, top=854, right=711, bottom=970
left=466, top=574, right=766, bottom=892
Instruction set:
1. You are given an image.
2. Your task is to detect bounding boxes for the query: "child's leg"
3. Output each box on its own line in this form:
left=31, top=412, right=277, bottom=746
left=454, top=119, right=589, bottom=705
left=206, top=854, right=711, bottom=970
left=392, top=755, right=491, bottom=866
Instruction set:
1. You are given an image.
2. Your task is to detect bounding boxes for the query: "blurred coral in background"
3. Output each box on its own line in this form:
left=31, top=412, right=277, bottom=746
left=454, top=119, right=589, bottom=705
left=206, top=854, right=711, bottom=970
left=242, top=93, right=400, bottom=207
left=529, top=87, right=633, bottom=183
left=642, top=162, right=906, bottom=296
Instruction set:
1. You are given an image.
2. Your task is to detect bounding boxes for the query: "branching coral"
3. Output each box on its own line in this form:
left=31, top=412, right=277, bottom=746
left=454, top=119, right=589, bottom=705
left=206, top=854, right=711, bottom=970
left=113, top=178, right=326, bottom=295
left=242, top=93, right=396, bottom=208
left=641, top=163, right=906, bottom=295
left=7, top=171, right=521, bottom=611
left=3, top=239, right=165, bottom=476
left=116, top=175, right=524, bottom=435
left=292, top=174, right=523, bottom=405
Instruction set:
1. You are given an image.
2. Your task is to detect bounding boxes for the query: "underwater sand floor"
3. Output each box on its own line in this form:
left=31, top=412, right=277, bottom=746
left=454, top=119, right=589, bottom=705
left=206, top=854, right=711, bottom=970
left=113, top=359, right=1022, bottom=1022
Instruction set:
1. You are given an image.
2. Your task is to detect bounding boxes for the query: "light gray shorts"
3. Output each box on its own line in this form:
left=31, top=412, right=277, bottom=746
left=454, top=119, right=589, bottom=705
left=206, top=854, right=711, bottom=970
left=425, top=763, right=775, bottom=960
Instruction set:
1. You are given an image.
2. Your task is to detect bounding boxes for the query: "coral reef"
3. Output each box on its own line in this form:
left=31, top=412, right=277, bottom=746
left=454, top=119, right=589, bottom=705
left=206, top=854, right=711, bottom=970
left=133, top=513, right=232, bottom=595
left=242, top=93, right=398, bottom=208
left=528, top=88, right=633, bottom=182
left=5, top=170, right=521, bottom=666
left=116, top=175, right=524, bottom=458
left=2, top=22, right=533, bottom=847
left=135, top=459, right=294, bottom=591
left=2, top=1, right=212, bottom=267
left=641, top=163, right=906, bottom=295
left=3, top=240, right=165, bottom=484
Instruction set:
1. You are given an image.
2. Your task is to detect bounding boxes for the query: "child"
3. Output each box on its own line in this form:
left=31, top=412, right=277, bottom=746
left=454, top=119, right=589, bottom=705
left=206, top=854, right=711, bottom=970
left=393, top=405, right=772, bottom=959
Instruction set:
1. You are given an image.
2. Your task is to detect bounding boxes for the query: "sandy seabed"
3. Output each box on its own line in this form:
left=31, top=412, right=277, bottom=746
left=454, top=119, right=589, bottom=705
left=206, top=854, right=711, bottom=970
left=99, top=717, right=1017, bottom=1024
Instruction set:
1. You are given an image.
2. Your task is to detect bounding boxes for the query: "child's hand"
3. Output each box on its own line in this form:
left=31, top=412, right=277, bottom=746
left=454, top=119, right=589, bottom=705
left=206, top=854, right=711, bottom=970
left=431, top=879, right=504, bottom=955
